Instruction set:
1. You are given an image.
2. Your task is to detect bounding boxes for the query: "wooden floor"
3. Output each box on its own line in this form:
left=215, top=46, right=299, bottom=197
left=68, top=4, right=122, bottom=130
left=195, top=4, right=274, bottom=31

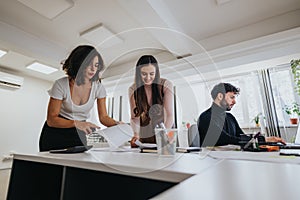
left=0, top=169, right=11, bottom=200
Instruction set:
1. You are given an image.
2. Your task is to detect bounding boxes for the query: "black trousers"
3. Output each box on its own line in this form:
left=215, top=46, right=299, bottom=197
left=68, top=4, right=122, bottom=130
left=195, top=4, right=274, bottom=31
left=39, top=121, right=87, bottom=152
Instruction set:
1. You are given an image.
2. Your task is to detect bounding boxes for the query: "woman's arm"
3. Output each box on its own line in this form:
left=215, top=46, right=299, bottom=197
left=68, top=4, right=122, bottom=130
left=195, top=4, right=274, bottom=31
left=129, top=87, right=140, bottom=138
left=163, top=80, right=174, bottom=129
left=47, top=97, right=75, bottom=128
left=266, top=136, right=286, bottom=145
left=129, top=88, right=140, bottom=147
left=97, top=98, right=119, bottom=127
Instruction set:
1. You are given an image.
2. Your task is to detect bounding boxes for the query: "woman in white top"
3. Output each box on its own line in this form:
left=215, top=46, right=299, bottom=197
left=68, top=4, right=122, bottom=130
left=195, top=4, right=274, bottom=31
left=39, top=45, right=120, bottom=151
left=129, top=55, right=174, bottom=147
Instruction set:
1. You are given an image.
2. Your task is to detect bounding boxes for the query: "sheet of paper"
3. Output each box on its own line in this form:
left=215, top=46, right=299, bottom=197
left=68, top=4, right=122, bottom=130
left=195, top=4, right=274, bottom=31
left=94, top=124, right=133, bottom=148
left=134, top=140, right=157, bottom=148
left=201, top=150, right=300, bottom=164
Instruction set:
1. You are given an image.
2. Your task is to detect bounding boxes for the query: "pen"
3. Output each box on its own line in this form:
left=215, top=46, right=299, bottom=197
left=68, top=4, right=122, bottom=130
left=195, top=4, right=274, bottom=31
left=159, top=122, right=167, bottom=130
left=158, top=122, right=170, bottom=145
left=243, top=132, right=261, bottom=149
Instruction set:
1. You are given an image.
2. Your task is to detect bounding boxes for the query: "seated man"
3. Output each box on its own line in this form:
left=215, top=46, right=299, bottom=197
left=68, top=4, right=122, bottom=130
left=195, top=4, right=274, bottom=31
left=197, top=82, right=285, bottom=147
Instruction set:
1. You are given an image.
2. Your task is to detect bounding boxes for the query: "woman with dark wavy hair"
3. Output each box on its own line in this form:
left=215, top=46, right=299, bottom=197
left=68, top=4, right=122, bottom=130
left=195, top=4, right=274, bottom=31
left=39, top=45, right=121, bottom=151
left=129, top=55, right=174, bottom=146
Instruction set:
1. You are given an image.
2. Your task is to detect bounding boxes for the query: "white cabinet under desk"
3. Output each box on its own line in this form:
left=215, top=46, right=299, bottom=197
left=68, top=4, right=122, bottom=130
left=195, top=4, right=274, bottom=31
left=6, top=151, right=218, bottom=200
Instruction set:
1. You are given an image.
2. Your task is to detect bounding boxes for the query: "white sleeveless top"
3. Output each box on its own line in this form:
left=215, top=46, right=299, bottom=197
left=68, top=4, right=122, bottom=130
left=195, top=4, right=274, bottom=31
left=48, top=77, right=107, bottom=121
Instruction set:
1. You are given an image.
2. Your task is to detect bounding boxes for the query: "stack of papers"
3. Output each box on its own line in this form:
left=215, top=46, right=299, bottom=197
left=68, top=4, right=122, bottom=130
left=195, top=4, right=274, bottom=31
left=140, top=146, right=158, bottom=153
left=279, top=149, right=300, bottom=156
left=134, top=140, right=157, bottom=153
left=90, top=124, right=134, bottom=152
left=176, top=147, right=201, bottom=153
left=134, top=140, right=157, bottom=148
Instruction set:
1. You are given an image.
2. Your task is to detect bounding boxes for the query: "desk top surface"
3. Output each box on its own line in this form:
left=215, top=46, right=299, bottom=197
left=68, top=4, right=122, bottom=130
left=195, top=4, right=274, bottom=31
left=13, top=150, right=218, bottom=182
left=153, top=158, right=300, bottom=200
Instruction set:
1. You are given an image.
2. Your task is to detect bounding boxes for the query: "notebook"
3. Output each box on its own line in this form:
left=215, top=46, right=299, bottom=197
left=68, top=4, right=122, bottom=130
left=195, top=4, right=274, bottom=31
left=176, top=146, right=201, bottom=153
left=280, top=125, right=300, bottom=149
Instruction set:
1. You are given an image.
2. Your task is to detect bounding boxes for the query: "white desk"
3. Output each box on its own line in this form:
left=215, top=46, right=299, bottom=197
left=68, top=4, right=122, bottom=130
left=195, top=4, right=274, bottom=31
left=202, top=150, right=300, bottom=164
left=153, top=159, right=300, bottom=200
left=7, top=149, right=300, bottom=200
left=7, top=151, right=218, bottom=200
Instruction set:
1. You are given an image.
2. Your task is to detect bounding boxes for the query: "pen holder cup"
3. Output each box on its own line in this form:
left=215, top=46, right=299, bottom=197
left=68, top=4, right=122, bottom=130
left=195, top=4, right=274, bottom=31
left=155, top=128, right=178, bottom=155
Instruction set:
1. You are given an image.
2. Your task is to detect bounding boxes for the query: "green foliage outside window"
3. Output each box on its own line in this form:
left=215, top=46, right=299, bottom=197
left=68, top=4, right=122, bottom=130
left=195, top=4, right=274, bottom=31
left=290, top=59, right=300, bottom=96
left=283, top=102, right=300, bottom=117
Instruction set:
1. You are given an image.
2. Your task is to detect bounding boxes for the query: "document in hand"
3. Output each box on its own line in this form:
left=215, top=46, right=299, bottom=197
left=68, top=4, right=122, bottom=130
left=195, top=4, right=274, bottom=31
left=93, top=124, right=134, bottom=148
left=134, top=140, right=158, bottom=153
left=176, top=147, right=201, bottom=153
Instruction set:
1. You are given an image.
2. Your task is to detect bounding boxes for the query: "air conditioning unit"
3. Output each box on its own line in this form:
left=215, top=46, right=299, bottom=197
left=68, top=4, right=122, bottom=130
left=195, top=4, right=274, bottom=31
left=0, top=71, right=24, bottom=89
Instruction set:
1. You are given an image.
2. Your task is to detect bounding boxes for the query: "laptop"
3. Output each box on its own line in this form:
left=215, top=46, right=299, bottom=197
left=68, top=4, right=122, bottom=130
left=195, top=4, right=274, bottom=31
left=49, top=145, right=93, bottom=153
left=280, top=125, right=300, bottom=149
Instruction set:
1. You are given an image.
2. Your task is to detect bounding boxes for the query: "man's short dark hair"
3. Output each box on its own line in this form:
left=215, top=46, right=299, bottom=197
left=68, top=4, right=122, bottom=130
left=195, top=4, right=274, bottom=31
left=211, top=83, right=240, bottom=99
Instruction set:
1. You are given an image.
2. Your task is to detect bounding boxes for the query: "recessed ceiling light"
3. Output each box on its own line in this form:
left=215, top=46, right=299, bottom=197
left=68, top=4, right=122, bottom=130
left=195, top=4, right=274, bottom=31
left=0, top=49, right=7, bottom=58
left=26, top=62, right=58, bottom=74
left=80, top=23, right=123, bottom=49
left=17, top=0, right=74, bottom=19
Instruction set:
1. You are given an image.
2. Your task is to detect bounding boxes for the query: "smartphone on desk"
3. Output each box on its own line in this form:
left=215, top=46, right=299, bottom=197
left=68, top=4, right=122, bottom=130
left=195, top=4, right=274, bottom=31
left=49, top=145, right=93, bottom=154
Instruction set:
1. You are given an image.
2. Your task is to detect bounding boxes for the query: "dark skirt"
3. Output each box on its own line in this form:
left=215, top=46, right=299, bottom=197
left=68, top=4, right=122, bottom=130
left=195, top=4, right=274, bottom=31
left=139, top=123, right=156, bottom=144
left=39, top=121, right=87, bottom=152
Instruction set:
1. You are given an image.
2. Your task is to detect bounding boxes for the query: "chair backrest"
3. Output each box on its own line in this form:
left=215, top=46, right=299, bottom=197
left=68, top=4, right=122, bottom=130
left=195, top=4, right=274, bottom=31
left=188, top=124, right=200, bottom=147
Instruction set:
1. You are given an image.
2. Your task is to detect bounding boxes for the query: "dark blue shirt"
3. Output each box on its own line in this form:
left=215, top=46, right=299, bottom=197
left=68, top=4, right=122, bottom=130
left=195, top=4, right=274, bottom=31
left=197, top=103, right=249, bottom=147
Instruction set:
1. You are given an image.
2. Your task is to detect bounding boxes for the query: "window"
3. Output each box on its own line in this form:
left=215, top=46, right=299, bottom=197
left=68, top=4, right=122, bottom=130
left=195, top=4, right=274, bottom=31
left=187, top=74, right=264, bottom=128
left=269, top=66, right=297, bottom=126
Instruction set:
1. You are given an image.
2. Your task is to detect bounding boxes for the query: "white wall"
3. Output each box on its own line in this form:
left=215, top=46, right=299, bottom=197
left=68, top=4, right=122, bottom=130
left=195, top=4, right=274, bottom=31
left=0, top=74, right=52, bottom=169
left=1, top=28, right=299, bottom=170
left=104, top=81, right=132, bottom=123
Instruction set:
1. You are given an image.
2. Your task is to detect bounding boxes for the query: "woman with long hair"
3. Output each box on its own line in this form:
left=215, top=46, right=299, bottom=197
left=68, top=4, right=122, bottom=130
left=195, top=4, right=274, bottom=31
left=129, top=55, right=174, bottom=146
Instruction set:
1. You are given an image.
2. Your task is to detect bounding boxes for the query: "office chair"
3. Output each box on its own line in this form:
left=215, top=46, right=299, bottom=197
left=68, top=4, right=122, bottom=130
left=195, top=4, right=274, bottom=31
left=188, top=124, right=200, bottom=147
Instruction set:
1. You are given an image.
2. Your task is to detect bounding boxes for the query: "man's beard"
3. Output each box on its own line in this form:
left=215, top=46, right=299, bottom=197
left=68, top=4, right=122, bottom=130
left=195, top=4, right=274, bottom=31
left=220, top=98, right=231, bottom=111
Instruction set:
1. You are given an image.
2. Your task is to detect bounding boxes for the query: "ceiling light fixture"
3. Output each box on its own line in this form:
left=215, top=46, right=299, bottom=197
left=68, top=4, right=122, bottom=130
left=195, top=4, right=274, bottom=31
left=0, top=49, right=8, bottom=58
left=26, top=62, right=58, bottom=74
left=18, top=0, right=74, bottom=20
left=80, top=23, right=123, bottom=49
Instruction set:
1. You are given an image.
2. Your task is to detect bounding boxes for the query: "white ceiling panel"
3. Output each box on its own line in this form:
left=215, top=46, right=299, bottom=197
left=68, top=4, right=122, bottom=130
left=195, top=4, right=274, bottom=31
left=17, top=0, right=74, bottom=19
left=0, top=0, right=299, bottom=82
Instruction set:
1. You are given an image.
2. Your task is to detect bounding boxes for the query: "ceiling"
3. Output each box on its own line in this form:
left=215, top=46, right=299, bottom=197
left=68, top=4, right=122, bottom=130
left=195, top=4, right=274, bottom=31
left=0, top=0, right=300, bottom=83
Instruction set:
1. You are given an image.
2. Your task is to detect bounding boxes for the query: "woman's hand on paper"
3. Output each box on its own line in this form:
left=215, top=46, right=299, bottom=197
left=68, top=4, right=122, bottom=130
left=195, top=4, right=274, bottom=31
left=130, top=136, right=139, bottom=148
left=74, top=121, right=100, bottom=135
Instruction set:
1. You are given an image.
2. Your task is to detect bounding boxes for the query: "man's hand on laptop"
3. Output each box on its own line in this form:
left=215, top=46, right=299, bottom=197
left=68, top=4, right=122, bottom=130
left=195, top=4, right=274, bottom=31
left=266, top=136, right=286, bottom=145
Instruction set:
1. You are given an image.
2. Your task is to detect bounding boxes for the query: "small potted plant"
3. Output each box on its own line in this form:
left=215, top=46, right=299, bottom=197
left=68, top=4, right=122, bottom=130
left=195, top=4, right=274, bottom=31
left=251, top=113, right=264, bottom=127
left=284, top=102, right=300, bottom=124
